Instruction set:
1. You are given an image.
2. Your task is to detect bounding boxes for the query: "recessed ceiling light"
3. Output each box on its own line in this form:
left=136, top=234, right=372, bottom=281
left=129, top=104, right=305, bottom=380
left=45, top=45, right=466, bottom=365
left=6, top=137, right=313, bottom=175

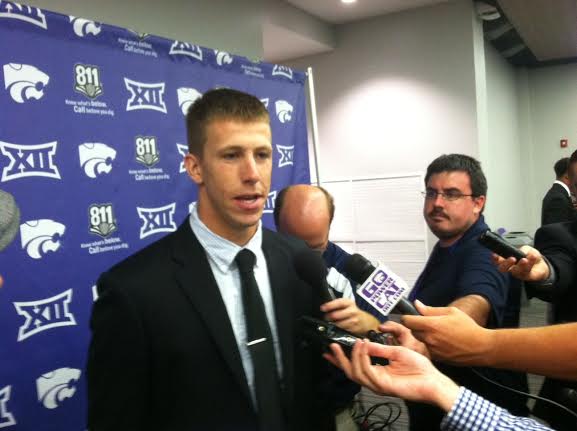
left=341, top=0, right=357, bottom=4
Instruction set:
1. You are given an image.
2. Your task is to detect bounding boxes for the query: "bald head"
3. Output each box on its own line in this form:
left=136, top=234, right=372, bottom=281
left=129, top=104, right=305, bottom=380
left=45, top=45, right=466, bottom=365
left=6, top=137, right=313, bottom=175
left=275, top=185, right=333, bottom=252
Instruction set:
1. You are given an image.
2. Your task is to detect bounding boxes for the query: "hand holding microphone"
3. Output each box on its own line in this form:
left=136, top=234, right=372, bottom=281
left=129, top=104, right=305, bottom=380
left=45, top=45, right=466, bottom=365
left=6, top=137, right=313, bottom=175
left=293, top=248, right=393, bottom=362
left=400, top=301, right=494, bottom=366
left=293, top=248, right=378, bottom=335
left=478, top=230, right=550, bottom=282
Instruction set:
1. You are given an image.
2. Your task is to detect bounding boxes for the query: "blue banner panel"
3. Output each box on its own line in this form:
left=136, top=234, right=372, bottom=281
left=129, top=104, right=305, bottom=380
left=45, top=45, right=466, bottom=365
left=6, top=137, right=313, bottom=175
left=0, top=3, right=310, bottom=429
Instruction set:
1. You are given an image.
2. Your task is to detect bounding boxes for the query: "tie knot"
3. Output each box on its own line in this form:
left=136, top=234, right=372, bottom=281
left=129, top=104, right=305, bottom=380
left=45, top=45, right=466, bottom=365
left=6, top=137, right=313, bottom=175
left=235, top=249, right=256, bottom=274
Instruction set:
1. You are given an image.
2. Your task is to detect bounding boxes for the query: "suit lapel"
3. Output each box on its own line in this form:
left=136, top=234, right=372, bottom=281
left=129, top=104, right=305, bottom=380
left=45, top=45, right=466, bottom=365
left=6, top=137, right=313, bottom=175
left=262, top=230, right=295, bottom=410
left=170, top=221, right=252, bottom=402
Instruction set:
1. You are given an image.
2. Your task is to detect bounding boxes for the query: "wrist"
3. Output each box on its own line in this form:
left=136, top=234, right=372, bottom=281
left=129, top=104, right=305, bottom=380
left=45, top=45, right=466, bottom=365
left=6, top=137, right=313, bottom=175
left=430, top=374, right=460, bottom=412
left=476, top=327, right=496, bottom=367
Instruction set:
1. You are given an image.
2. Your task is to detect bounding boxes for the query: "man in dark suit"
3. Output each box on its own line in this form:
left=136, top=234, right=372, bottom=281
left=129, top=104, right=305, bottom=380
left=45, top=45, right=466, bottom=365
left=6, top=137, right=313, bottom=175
left=496, top=220, right=577, bottom=430
left=541, top=157, right=576, bottom=225
left=87, top=88, right=332, bottom=431
left=495, top=152, right=577, bottom=431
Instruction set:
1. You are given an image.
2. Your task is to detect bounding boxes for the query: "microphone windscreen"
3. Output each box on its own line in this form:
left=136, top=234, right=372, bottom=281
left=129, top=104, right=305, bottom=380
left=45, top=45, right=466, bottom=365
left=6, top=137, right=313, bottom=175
left=0, top=190, right=20, bottom=252
left=343, top=253, right=375, bottom=285
left=293, top=248, right=328, bottom=288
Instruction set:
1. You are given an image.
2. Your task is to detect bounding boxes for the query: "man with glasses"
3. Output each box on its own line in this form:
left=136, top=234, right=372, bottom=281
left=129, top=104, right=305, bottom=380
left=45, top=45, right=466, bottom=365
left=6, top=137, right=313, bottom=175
left=404, top=154, right=528, bottom=430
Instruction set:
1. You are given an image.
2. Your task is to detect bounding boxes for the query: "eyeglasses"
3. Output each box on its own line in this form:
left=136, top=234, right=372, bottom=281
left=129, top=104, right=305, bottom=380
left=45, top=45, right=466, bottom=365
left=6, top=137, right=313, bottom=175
left=421, top=190, right=476, bottom=202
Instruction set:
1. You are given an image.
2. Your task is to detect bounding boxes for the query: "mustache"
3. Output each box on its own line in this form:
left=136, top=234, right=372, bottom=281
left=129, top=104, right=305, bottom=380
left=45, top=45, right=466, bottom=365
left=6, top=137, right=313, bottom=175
left=428, top=209, right=449, bottom=219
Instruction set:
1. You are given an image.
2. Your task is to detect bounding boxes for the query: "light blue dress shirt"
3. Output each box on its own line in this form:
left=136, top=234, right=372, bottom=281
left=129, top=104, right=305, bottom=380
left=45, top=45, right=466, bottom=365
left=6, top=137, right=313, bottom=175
left=189, top=203, right=283, bottom=406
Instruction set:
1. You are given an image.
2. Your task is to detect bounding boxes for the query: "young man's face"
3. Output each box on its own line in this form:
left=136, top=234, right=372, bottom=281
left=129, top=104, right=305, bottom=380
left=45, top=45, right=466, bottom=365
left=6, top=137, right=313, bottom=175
left=185, top=118, right=272, bottom=244
left=423, top=171, right=485, bottom=246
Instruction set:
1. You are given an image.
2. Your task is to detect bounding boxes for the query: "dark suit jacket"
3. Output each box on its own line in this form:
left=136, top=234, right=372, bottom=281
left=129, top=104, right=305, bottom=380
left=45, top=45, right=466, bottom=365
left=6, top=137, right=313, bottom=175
left=541, top=182, right=575, bottom=225
left=529, top=221, right=577, bottom=429
left=87, top=221, right=332, bottom=431
left=531, top=220, right=577, bottom=322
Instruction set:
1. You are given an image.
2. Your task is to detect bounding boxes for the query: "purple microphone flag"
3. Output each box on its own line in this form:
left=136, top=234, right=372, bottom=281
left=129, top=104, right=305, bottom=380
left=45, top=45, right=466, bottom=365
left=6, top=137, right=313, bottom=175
left=356, top=264, right=410, bottom=317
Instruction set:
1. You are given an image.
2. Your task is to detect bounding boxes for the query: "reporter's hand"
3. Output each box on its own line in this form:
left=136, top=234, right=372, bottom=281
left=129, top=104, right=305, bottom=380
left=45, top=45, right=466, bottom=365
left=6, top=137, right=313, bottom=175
left=401, top=301, right=494, bottom=366
left=378, top=320, right=430, bottom=358
left=323, top=340, right=459, bottom=411
left=321, top=298, right=380, bottom=336
left=492, top=245, right=550, bottom=282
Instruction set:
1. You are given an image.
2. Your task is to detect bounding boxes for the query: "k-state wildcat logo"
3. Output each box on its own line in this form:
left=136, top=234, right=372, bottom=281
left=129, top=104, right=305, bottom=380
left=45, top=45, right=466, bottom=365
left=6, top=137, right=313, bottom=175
left=176, top=143, right=188, bottom=173
left=135, top=136, right=159, bottom=167
left=88, top=203, right=117, bottom=237
left=263, top=190, right=277, bottom=214
left=260, top=98, right=269, bottom=108
left=0, top=2, right=47, bottom=29
left=0, top=386, right=16, bottom=428
left=69, top=16, right=101, bottom=37
left=124, top=78, right=167, bottom=113
left=14, top=289, right=76, bottom=342
left=79, top=143, right=116, bottom=178
left=0, top=141, right=60, bottom=182
left=177, top=87, right=202, bottom=115
left=20, top=219, right=65, bottom=260
left=272, top=65, right=293, bottom=80
left=3, top=63, right=49, bottom=103
left=276, top=145, right=294, bottom=168
left=137, top=203, right=177, bottom=239
left=36, top=367, right=81, bottom=409
left=275, top=100, right=293, bottom=123
left=214, top=50, right=233, bottom=66
left=169, top=41, right=203, bottom=61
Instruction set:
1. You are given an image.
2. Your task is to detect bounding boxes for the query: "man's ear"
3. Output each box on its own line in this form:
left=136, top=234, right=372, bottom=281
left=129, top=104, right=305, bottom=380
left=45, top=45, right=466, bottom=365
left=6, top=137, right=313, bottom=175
left=473, top=195, right=486, bottom=215
left=184, top=153, right=203, bottom=185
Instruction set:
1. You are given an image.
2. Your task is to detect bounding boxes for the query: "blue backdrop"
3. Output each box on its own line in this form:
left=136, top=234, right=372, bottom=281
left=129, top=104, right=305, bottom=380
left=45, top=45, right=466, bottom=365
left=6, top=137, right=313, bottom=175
left=0, top=3, right=310, bottom=430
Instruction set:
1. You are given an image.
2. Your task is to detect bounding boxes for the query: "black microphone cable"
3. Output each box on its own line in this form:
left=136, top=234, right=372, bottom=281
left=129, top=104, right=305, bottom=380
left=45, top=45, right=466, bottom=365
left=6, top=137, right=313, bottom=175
left=469, top=367, right=577, bottom=420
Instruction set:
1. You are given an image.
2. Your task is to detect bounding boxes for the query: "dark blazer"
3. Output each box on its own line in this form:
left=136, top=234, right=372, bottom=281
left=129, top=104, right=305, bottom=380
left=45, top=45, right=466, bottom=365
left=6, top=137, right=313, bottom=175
left=541, top=182, right=575, bottom=225
left=531, top=220, right=577, bottom=322
left=87, top=221, right=332, bottom=431
left=530, top=221, right=577, bottom=430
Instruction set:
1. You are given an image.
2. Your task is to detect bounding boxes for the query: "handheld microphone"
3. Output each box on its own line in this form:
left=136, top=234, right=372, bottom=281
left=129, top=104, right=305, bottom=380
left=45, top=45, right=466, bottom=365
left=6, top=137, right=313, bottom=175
left=0, top=190, right=20, bottom=252
left=293, top=248, right=336, bottom=304
left=478, top=230, right=527, bottom=261
left=343, top=254, right=420, bottom=316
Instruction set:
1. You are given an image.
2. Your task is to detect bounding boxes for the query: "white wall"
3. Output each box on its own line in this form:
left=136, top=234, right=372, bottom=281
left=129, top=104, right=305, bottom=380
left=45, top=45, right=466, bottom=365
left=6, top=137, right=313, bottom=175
left=286, top=0, right=479, bottom=183
left=481, top=42, right=527, bottom=233
left=24, top=0, right=265, bottom=59
left=521, top=63, right=577, bottom=233
left=286, top=0, right=482, bottom=251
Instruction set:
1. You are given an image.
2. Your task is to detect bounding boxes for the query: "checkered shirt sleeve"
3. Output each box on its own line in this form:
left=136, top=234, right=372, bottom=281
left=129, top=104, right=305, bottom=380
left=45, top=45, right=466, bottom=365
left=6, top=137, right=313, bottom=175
left=441, top=387, right=554, bottom=431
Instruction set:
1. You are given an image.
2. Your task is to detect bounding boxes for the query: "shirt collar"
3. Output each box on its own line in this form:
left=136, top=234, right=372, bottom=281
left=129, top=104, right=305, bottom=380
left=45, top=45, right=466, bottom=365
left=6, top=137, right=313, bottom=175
left=189, top=202, right=263, bottom=273
left=554, top=180, right=571, bottom=196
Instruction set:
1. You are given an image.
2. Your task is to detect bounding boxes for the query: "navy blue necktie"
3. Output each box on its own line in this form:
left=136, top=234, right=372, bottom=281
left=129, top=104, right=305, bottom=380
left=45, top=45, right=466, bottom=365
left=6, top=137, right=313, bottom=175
left=235, top=249, right=285, bottom=431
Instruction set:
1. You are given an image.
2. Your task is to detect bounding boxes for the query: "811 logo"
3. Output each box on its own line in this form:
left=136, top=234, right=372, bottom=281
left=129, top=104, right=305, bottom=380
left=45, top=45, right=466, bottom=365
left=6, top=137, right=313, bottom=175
left=135, top=136, right=159, bottom=168
left=74, top=64, right=103, bottom=99
left=88, top=203, right=117, bottom=237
